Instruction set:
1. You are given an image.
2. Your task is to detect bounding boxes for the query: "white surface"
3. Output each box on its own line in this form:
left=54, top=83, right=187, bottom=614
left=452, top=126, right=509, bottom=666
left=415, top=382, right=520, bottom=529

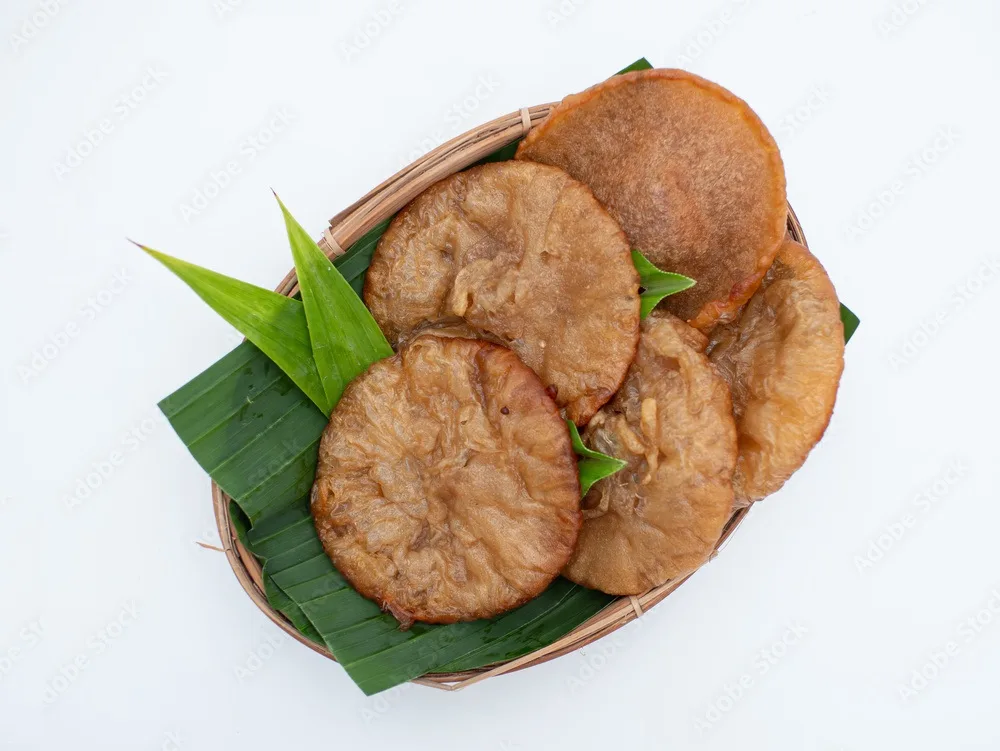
left=1, top=0, right=998, bottom=748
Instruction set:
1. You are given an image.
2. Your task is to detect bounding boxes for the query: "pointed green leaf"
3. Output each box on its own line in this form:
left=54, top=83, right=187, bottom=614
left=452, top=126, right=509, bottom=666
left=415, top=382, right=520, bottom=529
left=632, top=249, right=696, bottom=318
left=617, top=57, right=653, bottom=75
left=138, top=244, right=328, bottom=411
left=840, top=303, right=860, bottom=343
left=275, top=195, right=393, bottom=414
left=567, top=420, right=627, bottom=496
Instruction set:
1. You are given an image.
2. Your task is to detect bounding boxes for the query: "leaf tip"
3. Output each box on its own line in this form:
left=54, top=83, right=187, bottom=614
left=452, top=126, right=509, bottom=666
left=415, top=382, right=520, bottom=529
left=272, top=189, right=290, bottom=215
left=129, top=238, right=158, bottom=257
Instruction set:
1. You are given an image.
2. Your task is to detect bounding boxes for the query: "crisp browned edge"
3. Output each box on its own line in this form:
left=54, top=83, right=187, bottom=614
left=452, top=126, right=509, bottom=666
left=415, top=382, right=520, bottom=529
left=209, top=103, right=809, bottom=692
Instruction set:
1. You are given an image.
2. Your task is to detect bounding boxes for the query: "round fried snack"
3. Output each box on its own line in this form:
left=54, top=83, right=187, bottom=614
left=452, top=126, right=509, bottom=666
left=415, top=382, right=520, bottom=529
left=517, top=68, right=787, bottom=330
left=563, top=313, right=737, bottom=596
left=708, top=240, right=845, bottom=507
left=363, top=161, right=640, bottom=425
left=311, top=335, right=582, bottom=627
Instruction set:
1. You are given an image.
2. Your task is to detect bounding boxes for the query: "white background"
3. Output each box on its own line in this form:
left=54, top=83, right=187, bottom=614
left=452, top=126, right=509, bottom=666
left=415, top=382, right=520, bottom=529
left=1, top=0, right=998, bottom=748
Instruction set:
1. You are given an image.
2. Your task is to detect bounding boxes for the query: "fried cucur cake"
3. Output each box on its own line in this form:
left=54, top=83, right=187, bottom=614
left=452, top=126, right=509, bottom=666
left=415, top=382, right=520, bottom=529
left=517, top=68, right=787, bottom=331
left=563, top=313, right=738, bottom=595
left=363, top=160, right=641, bottom=425
left=708, top=239, right=845, bottom=507
left=311, top=335, right=582, bottom=627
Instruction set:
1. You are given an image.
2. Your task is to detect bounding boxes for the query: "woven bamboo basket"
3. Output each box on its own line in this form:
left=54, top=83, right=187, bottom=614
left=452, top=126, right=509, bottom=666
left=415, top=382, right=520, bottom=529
left=211, top=103, right=808, bottom=692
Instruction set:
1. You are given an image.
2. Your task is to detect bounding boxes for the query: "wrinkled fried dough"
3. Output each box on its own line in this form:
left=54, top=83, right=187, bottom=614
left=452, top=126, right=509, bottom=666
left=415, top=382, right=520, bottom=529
left=708, top=240, right=844, bottom=506
left=364, top=161, right=640, bottom=425
left=311, top=335, right=581, bottom=626
left=517, top=68, right=787, bottom=330
left=563, top=313, right=737, bottom=595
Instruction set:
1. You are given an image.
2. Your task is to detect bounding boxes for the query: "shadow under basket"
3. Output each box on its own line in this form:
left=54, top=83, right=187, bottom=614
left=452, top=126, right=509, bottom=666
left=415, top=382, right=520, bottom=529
left=211, top=103, right=809, bottom=692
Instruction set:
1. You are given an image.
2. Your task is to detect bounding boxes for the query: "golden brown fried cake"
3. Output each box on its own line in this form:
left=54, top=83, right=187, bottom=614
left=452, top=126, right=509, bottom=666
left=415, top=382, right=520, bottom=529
left=563, top=313, right=737, bottom=595
left=517, top=68, right=787, bottom=331
left=311, top=335, right=581, bottom=627
left=708, top=240, right=845, bottom=506
left=364, top=161, right=640, bottom=425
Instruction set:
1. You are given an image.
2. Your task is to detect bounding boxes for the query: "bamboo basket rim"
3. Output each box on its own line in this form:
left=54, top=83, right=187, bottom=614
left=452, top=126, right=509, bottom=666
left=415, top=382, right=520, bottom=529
left=211, top=103, right=809, bottom=692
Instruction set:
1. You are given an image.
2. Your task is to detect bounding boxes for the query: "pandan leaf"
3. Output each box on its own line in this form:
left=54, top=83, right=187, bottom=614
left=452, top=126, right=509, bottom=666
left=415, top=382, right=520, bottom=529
left=137, top=243, right=327, bottom=411
left=567, top=420, right=627, bottom=496
left=275, top=194, right=392, bottom=414
left=632, top=250, right=696, bottom=318
left=840, top=303, right=860, bottom=343
left=618, top=57, right=653, bottom=75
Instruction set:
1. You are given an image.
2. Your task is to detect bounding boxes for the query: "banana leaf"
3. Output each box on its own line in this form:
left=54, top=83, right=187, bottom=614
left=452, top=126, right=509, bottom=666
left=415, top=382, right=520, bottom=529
left=230, top=501, right=323, bottom=643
